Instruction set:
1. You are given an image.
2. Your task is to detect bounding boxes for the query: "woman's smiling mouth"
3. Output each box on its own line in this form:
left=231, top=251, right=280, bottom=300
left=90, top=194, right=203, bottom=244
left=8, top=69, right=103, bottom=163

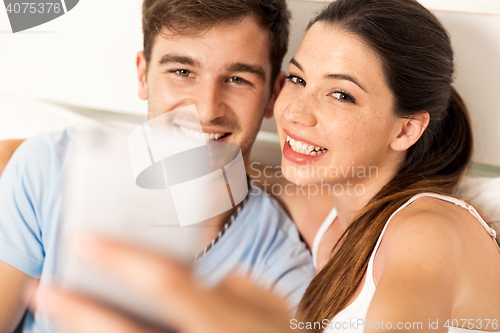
left=283, top=129, right=328, bottom=164
left=286, top=135, right=328, bottom=156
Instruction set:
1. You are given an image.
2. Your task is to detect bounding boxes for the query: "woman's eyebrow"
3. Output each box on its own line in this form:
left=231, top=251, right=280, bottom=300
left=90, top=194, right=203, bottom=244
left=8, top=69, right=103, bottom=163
left=324, top=73, right=368, bottom=93
left=290, top=57, right=367, bottom=93
left=289, top=57, right=302, bottom=71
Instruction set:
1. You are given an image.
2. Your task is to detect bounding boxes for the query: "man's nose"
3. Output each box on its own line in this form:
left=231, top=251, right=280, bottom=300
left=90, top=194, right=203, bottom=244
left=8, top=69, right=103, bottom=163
left=196, top=81, right=226, bottom=124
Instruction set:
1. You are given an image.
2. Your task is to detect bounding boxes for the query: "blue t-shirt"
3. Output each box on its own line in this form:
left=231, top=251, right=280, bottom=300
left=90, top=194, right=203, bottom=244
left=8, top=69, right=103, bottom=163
left=0, top=129, right=315, bottom=333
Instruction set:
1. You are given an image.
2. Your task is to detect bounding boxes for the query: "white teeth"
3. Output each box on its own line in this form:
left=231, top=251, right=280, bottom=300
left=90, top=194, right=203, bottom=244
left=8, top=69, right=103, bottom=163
left=179, top=126, right=228, bottom=142
left=286, top=135, right=327, bottom=156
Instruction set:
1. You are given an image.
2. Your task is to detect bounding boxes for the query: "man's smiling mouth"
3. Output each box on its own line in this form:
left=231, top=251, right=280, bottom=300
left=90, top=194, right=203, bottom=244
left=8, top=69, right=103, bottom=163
left=176, top=124, right=231, bottom=142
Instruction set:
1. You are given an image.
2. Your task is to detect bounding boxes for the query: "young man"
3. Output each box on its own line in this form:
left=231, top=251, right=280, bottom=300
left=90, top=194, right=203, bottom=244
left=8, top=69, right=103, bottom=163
left=0, top=1, right=315, bottom=332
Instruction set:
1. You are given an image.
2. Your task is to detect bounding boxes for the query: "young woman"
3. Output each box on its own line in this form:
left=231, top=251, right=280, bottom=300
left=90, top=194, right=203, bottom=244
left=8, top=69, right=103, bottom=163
left=33, top=0, right=500, bottom=332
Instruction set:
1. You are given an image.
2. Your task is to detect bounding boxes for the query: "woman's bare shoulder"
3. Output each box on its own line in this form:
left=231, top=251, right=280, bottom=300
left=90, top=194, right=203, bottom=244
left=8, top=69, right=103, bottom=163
left=375, top=195, right=500, bottom=279
left=382, top=195, right=492, bottom=246
left=375, top=197, right=465, bottom=276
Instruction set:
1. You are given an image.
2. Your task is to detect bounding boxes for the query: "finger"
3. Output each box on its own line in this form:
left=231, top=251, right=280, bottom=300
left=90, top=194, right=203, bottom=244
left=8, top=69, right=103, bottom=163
left=77, top=235, right=191, bottom=299
left=167, top=274, right=290, bottom=333
left=76, top=236, right=291, bottom=333
left=35, top=285, right=169, bottom=333
left=220, top=274, right=290, bottom=315
left=199, top=274, right=294, bottom=333
left=76, top=235, right=203, bottom=329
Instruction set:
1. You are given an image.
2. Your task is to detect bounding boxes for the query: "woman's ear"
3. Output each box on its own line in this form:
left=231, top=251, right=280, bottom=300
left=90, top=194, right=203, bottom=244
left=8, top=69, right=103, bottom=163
left=264, top=71, right=287, bottom=119
left=137, top=51, right=148, bottom=101
left=390, top=112, right=430, bottom=151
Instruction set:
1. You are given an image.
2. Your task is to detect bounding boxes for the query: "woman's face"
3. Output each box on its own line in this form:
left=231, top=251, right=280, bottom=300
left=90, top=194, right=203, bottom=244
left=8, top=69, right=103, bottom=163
left=274, top=23, right=403, bottom=186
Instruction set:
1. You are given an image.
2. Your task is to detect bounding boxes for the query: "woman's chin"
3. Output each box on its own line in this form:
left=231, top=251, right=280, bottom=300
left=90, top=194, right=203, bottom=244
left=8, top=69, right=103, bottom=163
left=280, top=164, right=323, bottom=186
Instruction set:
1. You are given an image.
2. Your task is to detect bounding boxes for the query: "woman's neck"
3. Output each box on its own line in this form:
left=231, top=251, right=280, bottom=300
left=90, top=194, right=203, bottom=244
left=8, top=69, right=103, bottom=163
left=331, top=161, right=400, bottom=234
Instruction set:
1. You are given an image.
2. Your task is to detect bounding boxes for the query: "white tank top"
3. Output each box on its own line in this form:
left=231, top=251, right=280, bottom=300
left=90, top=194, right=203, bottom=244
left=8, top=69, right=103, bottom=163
left=311, top=193, right=500, bottom=333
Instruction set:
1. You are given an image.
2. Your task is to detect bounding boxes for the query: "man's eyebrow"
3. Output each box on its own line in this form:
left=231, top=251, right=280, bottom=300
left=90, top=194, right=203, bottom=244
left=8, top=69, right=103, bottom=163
left=159, top=53, right=200, bottom=67
left=325, top=73, right=368, bottom=93
left=226, top=63, right=266, bottom=82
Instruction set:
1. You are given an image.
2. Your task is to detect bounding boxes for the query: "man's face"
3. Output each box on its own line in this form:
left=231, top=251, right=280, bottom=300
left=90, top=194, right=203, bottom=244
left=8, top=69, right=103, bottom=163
left=136, top=15, right=281, bottom=158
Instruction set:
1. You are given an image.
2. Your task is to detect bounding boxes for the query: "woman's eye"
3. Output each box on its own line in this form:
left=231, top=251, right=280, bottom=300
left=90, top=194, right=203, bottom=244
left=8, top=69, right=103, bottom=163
left=286, top=75, right=306, bottom=86
left=175, top=69, right=191, bottom=77
left=332, top=91, right=355, bottom=104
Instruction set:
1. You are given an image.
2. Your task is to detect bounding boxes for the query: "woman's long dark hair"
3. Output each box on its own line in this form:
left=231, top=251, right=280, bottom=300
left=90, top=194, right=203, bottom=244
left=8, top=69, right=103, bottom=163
left=297, top=0, right=475, bottom=329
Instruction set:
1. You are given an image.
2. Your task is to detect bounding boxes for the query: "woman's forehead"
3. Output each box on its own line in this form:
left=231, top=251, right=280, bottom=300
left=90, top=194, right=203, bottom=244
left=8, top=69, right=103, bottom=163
left=295, top=23, right=386, bottom=89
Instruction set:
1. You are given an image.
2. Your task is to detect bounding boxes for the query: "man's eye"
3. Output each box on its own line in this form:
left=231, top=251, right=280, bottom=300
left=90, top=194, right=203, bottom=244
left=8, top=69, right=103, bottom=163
left=286, top=74, right=306, bottom=86
left=229, top=76, right=245, bottom=84
left=332, top=91, right=355, bottom=104
left=175, top=69, right=191, bottom=77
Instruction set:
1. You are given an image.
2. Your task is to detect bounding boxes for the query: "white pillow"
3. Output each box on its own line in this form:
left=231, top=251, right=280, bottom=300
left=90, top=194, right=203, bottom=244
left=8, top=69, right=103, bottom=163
left=455, top=175, right=500, bottom=221
left=454, top=175, right=500, bottom=239
left=0, top=93, right=130, bottom=141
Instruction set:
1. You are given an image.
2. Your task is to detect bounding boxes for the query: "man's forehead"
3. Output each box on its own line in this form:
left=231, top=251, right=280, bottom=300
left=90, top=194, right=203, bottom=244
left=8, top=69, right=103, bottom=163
left=150, top=16, right=272, bottom=70
left=156, top=14, right=268, bottom=41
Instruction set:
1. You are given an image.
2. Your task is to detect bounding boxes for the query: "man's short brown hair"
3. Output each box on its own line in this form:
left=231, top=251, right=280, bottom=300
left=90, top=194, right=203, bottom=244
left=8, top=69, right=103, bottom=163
left=142, top=0, right=290, bottom=84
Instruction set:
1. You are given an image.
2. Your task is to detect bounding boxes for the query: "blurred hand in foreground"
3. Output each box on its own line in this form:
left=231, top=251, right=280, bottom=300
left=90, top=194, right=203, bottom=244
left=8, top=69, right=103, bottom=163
left=30, top=236, right=296, bottom=333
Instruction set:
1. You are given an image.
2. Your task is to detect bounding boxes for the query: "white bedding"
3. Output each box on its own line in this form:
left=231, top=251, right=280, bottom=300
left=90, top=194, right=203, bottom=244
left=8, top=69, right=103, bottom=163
left=455, top=176, right=500, bottom=227
left=0, top=93, right=135, bottom=141
left=0, top=93, right=102, bottom=141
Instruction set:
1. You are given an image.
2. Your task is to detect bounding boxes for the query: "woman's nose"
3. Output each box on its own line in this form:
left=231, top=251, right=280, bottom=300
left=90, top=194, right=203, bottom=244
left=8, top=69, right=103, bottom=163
left=283, top=93, right=318, bottom=127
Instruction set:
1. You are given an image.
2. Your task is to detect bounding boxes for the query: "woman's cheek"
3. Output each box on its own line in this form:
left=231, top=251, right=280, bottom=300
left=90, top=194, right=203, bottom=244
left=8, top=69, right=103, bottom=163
left=273, top=94, right=288, bottom=121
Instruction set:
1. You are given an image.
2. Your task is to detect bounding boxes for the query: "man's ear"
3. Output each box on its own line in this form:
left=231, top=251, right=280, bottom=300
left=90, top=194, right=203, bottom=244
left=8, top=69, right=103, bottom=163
left=137, top=51, right=148, bottom=101
left=390, top=112, right=430, bottom=151
left=264, top=71, right=287, bottom=119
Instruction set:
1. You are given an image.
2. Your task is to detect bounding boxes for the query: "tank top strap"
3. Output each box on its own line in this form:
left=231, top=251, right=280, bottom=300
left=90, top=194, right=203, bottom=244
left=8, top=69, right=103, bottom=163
left=312, top=206, right=338, bottom=270
left=366, top=192, right=499, bottom=287
left=415, top=193, right=497, bottom=238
